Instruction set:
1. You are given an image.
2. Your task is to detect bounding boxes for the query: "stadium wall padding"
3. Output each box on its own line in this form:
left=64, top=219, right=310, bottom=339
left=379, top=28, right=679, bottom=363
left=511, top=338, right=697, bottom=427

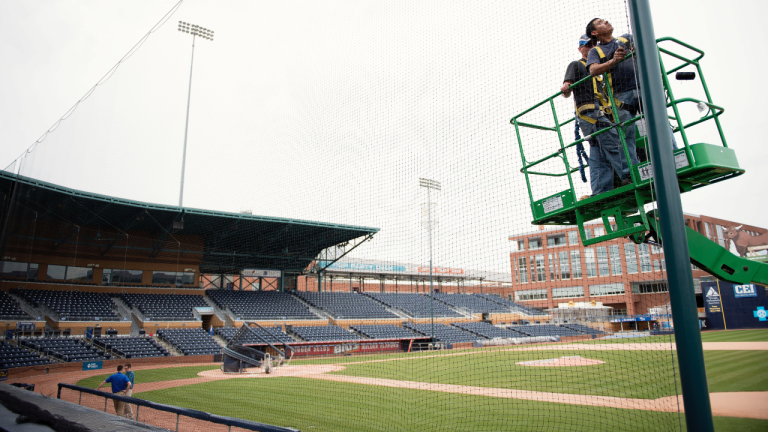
left=702, top=281, right=768, bottom=330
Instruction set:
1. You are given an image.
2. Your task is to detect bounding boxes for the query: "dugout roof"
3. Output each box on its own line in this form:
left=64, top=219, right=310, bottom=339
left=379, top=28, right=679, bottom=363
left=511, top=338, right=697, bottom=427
left=0, top=171, right=378, bottom=274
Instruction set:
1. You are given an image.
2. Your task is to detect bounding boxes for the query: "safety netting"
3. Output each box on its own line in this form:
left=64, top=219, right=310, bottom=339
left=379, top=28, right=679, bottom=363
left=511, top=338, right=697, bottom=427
left=1, top=0, right=738, bottom=431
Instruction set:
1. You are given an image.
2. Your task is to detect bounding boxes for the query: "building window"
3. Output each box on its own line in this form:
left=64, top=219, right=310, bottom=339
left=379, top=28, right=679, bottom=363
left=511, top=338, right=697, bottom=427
left=570, top=250, right=582, bottom=279
left=66, top=267, right=94, bottom=282
left=654, top=260, right=660, bottom=272
left=597, top=246, right=610, bottom=277
left=716, top=225, right=726, bottom=247
left=549, top=254, right=556, bottom=281
left=518, top=240, right=525, bottom=251
left=46, top=265, right=93, bottom=282
left=103, top=269, right=143, bottom=285
left=594, top=226, right=606, bottom=237
left=651, top=244, right=661, bottom=254
left=559, top=251, right=570, bottom=280
left=584, top=229, right=592, bottom=240
left=547, top=234, right=566, bottom=248
left=693, top=278, right=701, bottom=293
left=691, top=263, right=699, bottom=270
left=552, top=286, right=584, bottom=299
left=27, top=263, right=38, bottom=280
left=609, top=245, right=622, bottom=275
left=632, top=282, right=668, bottom=294
left=0, top=261, right=32, bottom=279
left=589, top=283, right=625, bottom=296
left=46, top=265, right=66, bottom=280
left=638, top=244, right=652, bottom=272
left=45, top=265, right=93, bottom=282
left=585, top=248, right=597, bottom=278
left=568, top=231, right=579, bottom=245
left=529, top=237, right=542, bottom=250
left=535, top=255, right=546, bottom=282
left=516, top=289, right=547, bottom=301
left=152, top=271, right=195, bottom=286
left=661, top=258, right=666, bottom=271
left=518, top=257, right=528, bottom=283
left=514, top=259, right=518, bottom=284
left=624, top=243, right=638, bottom=274
left=704, top=222, right=712, bottom=238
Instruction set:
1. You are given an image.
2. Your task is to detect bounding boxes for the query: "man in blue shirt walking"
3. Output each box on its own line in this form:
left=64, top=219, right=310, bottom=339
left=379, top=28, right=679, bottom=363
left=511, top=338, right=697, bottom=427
left=96, top=364, right=132, bottom=418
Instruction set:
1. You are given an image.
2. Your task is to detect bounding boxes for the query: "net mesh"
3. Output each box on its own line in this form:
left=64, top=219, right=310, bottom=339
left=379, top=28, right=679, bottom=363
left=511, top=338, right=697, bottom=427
left=2, top=0, right=746, bottom=431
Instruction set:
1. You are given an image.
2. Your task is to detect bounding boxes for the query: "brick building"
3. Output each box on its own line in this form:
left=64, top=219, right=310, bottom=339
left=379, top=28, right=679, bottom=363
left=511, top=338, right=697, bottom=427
left=508, top=213, right=766, bottom=315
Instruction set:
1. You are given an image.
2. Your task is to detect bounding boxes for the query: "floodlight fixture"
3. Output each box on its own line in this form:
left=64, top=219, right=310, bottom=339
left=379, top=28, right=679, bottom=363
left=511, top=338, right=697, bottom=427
left=177, top=21, right=216, bottom=207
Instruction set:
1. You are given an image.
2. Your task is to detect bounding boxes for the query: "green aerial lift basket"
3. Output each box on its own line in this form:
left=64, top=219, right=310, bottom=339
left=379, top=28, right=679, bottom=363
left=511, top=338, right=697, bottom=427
left=511, top=37, right=744, bottom=247
left=510, top=37, right=767, bottom=286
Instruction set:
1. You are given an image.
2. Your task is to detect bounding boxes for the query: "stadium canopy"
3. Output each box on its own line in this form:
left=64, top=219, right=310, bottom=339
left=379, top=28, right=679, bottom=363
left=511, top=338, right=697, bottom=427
left=0, top=171, right=378, bottom=275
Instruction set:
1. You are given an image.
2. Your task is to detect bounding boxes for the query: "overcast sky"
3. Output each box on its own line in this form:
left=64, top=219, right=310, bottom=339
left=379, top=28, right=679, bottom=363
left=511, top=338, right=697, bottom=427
left=1, top=0, right=765, bottom=274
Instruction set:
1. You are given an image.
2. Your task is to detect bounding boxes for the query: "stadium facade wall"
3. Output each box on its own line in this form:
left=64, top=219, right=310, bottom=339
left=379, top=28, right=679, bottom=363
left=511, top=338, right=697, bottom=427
left=6, top=354, right=215, bottom=380
left=508, top=213, right=766, bottom=315
left=43, top=318, right=132, bottom=335
left=0, top=282, right=206, bottom=296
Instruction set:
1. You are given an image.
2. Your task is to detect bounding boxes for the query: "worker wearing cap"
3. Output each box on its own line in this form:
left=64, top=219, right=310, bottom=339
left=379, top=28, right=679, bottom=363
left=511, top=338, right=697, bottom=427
left=561, top=35, right=617, bottom=196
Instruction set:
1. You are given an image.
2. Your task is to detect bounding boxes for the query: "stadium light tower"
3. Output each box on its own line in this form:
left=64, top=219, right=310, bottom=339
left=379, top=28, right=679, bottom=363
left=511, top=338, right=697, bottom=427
left=177, top=21, right=214, bottom=207
left=419, top=178, right=440, bottom=342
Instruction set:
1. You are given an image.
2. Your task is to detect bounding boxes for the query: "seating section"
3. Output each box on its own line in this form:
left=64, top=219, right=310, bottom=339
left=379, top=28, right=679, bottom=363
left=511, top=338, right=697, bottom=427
left=290, top=325, right=362, bottom=342
left=0, top=291, right=32, bottom=321
left=350, top=324, right=420, bottom=339
left=215, top=326, right=295, bottom=345
left=403, top=323, right=481, bottom=343
left=20, top=337, right=108, bottom=362
left=13, top=289, right=119, bottom=321
left=451, top=322, right=527, bottom=339
left=207, top=291, right=318, bottom=320
left=509, top=325, right=585, bottom=338
left=157, top=328, right=222, bottom=356
left=433, top=294, right=510, bottom=314
left=93, top=336, right=168, bottom=358
left=119, top=293, right=208, bottom=321
left=294, top=292, right=398, bottom=319
left=475, top=293, right=549, bottom=316
left=561, top=323, right=606, bottom=336
left=0, top=342, right=52, bottom=368
left=365, top=293, right=463, bottom=318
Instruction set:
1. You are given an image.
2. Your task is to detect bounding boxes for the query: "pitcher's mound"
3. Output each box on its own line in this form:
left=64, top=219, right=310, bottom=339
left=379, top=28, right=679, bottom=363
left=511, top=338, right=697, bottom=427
left=516, top=356, right=605, bottom=367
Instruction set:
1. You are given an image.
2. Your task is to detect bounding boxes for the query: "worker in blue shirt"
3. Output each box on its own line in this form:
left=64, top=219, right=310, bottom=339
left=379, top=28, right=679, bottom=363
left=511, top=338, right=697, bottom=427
left=96, top=364, right=132, bottom=418
left=123, top=363, right=135, bottom=420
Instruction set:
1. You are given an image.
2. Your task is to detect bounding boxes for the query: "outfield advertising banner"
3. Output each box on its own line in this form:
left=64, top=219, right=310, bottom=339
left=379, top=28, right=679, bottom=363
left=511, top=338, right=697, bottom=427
left=284, top=341, right=402, bottom=356
left=702, top=281, right=768, bottom=330
left=734, top=284, right=758, bottom=298
left=82, top=361, right=103, bottom=371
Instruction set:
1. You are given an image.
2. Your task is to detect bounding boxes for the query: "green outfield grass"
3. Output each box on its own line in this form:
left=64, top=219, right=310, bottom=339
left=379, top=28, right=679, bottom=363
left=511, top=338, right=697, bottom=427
left=76, top=365, right=220, bottom=388
left=330, top=348, right=679, bottom=399
left=704, top=350, right=768, bottom=393
left=700, top=329, right=768, bottom=342
left=134, top=376, right=768, bottom=432
left=135, top=376, right=683, bottom=432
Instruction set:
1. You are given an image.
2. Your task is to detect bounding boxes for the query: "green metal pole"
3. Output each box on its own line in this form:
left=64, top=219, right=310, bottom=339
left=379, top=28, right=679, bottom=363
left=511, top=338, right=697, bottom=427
left=628, top=1, right=714, bottom=431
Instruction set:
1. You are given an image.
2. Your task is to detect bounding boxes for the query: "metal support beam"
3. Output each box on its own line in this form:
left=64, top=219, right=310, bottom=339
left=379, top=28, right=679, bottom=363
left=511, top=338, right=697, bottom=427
left=628, top=1, right=714, bottom=431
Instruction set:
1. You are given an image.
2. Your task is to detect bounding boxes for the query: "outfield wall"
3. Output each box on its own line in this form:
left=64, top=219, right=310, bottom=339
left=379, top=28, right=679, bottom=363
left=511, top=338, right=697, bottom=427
left=703, top=281, right=768, bottom=330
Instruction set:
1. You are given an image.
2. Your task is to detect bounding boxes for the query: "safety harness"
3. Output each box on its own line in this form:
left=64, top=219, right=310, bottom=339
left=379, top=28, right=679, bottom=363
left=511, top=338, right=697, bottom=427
left=574, top=58, right=611, bottom=125
left=592, top=36, right=632, bottom=114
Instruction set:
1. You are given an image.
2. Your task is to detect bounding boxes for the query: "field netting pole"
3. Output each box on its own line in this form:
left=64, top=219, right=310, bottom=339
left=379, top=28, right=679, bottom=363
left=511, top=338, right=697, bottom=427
left=628, top=1, right=714, bottom=430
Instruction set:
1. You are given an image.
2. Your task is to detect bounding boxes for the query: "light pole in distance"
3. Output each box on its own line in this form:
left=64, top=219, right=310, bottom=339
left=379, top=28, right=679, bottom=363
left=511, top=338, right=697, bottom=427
left=177, top=21, right=214, bottom=207
left=419, top=177, right=440, bottom=342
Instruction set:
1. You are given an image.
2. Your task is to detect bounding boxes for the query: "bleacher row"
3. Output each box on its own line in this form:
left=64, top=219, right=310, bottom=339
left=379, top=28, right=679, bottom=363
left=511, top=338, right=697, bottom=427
left=0, top=320, right=607, bottom=368
left=3, top=289, right=549, bottom=324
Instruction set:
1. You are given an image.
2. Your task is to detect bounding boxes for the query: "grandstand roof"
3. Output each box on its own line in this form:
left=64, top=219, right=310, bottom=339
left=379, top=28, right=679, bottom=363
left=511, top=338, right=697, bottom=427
left=0, top=171, right=378, bottom=274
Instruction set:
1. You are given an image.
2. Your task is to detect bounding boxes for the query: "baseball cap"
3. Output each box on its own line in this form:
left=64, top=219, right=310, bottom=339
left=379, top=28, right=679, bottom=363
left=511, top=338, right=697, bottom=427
left=578, top=34, right=592, bottom=47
